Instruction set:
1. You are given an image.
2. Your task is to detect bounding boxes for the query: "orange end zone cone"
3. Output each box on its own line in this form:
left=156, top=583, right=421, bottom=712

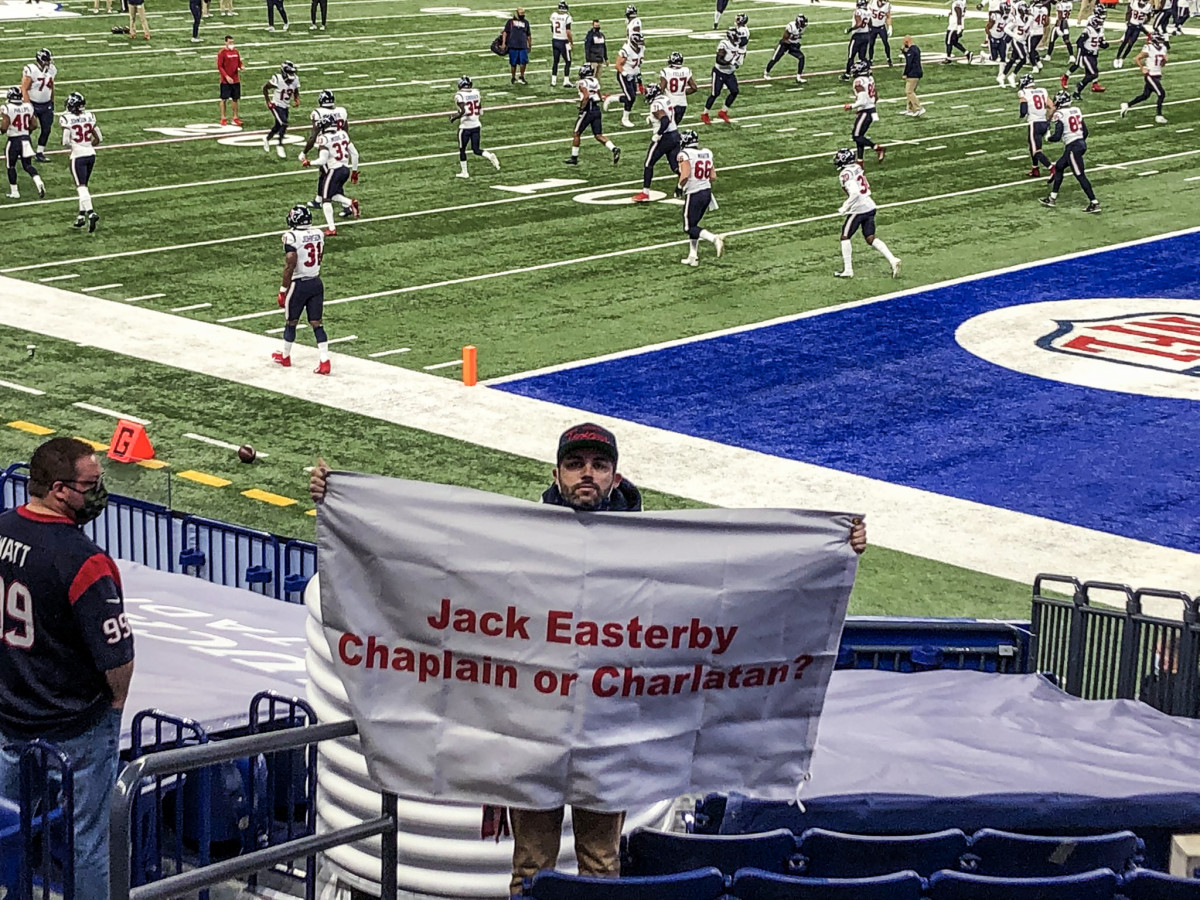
left=463, top=345, right=478, bottom=387
left=107, top=420, right=155, bottom=463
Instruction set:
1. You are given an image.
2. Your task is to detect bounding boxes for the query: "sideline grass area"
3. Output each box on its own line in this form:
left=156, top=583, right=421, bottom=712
left=1, top=0, right=1198, bottom=379
left=0, top=326, right=1033, bottom=618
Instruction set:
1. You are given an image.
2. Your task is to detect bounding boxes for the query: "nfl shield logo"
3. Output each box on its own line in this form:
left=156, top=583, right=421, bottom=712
left=1038, top=312, right=1200, bottom=376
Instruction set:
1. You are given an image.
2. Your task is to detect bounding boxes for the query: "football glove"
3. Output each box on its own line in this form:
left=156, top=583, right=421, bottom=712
left=277, top=289, right=287, bottom=308
left=674, top=183, right=684, bottom=198
left=351, top=170, right=359, bottom=184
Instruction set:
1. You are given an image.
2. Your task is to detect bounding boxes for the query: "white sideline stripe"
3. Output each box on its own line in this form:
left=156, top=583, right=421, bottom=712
left=2, top=238, right=1199, bottom=613
left=171, top=303, right=212, bottom=312
left=369, top=348, right=412, bottom=357
left=424, top=360, right=463, bottom=370
left=219, top=147, right=1200, bottom=323
left=0, top=379, right=45, bottom=396
left=326, top=335, right=358, bottom=344
left=38, top=274, right=78, bottom=282
left=123, top=293, right=167, bottom=303
left=183, top=431, right=269, bottom=457
left=72, top=402, right=149, bottom=425
left=81, top=283, right=123, bottom=292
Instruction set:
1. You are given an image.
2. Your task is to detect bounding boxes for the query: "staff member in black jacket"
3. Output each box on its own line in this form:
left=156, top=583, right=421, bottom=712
left=501, top=8, right=532, bottom=84
left=900, top=35, right=925, bottom=115
left=584, top=19, right=609, bottom=81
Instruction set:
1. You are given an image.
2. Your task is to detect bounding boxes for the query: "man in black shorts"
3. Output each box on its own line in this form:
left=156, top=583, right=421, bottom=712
left=0, top=437, right=135, bottom=900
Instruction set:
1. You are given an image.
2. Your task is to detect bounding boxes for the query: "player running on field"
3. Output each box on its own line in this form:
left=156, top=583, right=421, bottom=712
left=449, top=76, right=501, bottom=177
left=1017, top=74, right=1053, bottom=176
left=833, top=147, right=900, bottom=279
left=1, top=86, right=46, bottom=200
left=59, top=92, right=101, bottom=232
left=1040, top=89, right=1100, bottom=212
left=1119, top=32, right=1168, bottom=122
left=675, top=130, right=725, bottom=267
left=845, top=60, right=885, bottom=164
left=263, top=61, right=301, bottom=159
left=566, top=64, right=620, bottom=165
left=632, top=84, right=679, bottom=202
left=301, top=115, right=360, bottom=236
left=273, top=205, right=332, bottom=374
left=946, top=0, right=973, bottom=61
left=659, top=51, right=697, bottom=124
left=701, top=27, right=743, bottom=124
left=764, top=15, right=809, bottom=83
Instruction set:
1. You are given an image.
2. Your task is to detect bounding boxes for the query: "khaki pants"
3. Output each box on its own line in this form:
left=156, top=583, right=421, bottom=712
left=128, top=3, right=148, bottom=34
left=509, top=806, right=625, bottom=895
left=1078, top=0, right=1096, bottom=22
left=905, top=76, right=923, bottom=112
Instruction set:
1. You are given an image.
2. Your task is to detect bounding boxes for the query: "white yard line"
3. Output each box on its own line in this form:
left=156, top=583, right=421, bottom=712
left=38, top=273, right=78, bottom=282
left=0, top=379, right=45, bottom=396
left=170, top=302, right=212, bottom=312
left=72, top=402, right=149, bottom=425
left=80, top=283, right=123, bottom=292
left=123, top=293, right=167, bottom=303
left=423, top=360, right=464, bottom=370
left=326, top=335, right=358, bottom=344
left=368, top=348, right=412, bottom=357
left=183, top=431, right=269, bottom=456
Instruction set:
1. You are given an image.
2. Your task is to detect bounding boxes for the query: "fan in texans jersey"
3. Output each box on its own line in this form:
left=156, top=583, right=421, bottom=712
left=632, top=84, right=679, bottom=202
left=449, top=75, right=501, bottom=177
left=273, top=205, right=333, bottom=374
left=59, top=92, right=101, bottom=232
left=1040, top=89, right=1100, bottom=212
left=567, top=64, right=620, bottom=165
left=701, top=27, right=743, bottom=125
left=1, top=86, right=46, bottom=200
left=844, top=60, right=885, bottom=163
left=833, top=147, right=900, bottom=278
left=262, top=60, right=301, bottom=159
left=301, top=114, right=360, bottom=236
left=764, top=14, right=808, bottom=83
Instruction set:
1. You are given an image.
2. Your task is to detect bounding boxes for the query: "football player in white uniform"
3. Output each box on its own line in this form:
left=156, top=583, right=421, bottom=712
left=1040, top=89, right=1099, bottom=212
left=987, top=0, right=1009, bottom=62
left=1045, top=0, right=1073, bottom=55
left=550, top=1, right=574, bottom=87
left=843, top=0, right=872, bottom=78
left=300, top=89, right=347, bottom=206
left=608, top=32, right=644, bottom=128
left=1028, top=0, right=1049, bottom=70
left=833, top=147, right=900, bottom=279
left=1120, top=32, right=1168, bottom=122
left=764, top=15, right=809, bottom=83
left=449, top=76, right=501, bottom=177
left=302, top=115, right=360, bottom=235
left=273, top=205, right=332, bottom=375
left=1, top=86, right=46, bottom=199
left=1061, top=12, right=1108, bottom=97
left=844, top=60, right=885, bottom=163
left=1113, top=0, right=1152, bottom=66
left=1016, top=74, right=1053, bottom=175
left=632, top=84, right=679, bottom=202
left=20, top=48, right=55, bottom=162
left=999, top=1, right=1033, bottom=87
left=675, top=130, right=724, bottom=267
left=624, top=4, right=641, bottom=41
left=946, top=0, right=973, bottom=61
left=659, top=52, right=697, bottom=124
left=701, top=27, right=743, bottom=124
left=263, top=60, right=301, bottom=159
left=566, top=64, right=620, bottom=165
left=867, top=0, right=894, bottom=66
left=734, top=12, right=751, bottom=48
left=59, top=92, right=101, bottom=232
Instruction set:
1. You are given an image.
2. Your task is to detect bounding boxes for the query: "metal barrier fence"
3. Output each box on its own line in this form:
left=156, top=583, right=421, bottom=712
left=0, top=463, right=317, bottom=603
left=109, top=720, right=398, bottom=900
left=17, top=741, right=74, bottom=900
left=1030, top=574, right=1200, bottom=717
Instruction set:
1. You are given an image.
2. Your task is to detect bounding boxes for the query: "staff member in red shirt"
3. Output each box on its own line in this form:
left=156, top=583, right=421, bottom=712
left=217, top=34, right=244, bottom=126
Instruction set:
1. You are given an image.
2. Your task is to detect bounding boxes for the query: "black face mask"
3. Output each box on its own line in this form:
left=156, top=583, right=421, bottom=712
left=70, top=480, right=109, bottom=526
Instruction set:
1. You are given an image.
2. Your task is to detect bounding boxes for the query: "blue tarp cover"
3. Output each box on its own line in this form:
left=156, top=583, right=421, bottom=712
left=718, top=669, right=1200, bottom=835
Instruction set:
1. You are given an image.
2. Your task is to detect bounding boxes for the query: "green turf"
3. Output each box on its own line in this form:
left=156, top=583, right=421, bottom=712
left=2, top=0, right=1188, bottom=619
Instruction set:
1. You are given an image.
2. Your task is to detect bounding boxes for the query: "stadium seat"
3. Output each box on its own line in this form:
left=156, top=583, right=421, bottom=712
left=623, top=827, right=802, bottom=877
left=526, top=866, right=727, bottom=900
left=795, top=828, right=970, bottom=877
left=927, top=867, right=1120, bottom=900
left=964, top=829, right=1142, bottom=877
left=1121, top=869, right=1200, bottom=899
left=729, top=866, right=925, bottom=900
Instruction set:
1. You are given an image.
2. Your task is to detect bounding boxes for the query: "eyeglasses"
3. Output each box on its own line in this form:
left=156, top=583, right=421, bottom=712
left=60, top=475, right=104, bottom=493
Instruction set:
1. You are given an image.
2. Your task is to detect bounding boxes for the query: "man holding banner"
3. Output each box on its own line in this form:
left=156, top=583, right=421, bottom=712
left=309, top=423, right=866, bottom=895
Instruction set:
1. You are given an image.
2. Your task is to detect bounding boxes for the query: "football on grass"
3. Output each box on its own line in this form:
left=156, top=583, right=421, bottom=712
left=237, top=444, right=257, bottom=463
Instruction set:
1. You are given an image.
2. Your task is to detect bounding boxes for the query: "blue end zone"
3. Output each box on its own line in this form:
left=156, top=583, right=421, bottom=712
left=497, top=232, right=1200, bottom=552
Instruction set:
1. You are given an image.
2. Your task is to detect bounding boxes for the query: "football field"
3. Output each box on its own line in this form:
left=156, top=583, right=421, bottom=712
left=1, top=0, right=1198, bottom=618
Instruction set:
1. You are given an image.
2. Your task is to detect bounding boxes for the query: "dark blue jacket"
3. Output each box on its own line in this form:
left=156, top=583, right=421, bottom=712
left=902, top=42, right=923, bottom=78
left=541, top=479, right=643, bottom=511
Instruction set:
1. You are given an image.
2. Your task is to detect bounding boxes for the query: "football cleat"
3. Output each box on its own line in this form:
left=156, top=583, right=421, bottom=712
left=1113, top=57, right=1122, bottom=68
left=1119, top=102, right=1129, bottom=117
left=1039, top=195, right=1056, bottom=207
left=276, top=144, right=287, bottom=158
left=714, top=234, right=725, bottom=258
left=220, top=116, right=227, bottom=125
left=1027, top=166, right=1040, bottom=176
left=565, top=155, right=579, bottom=165
left=233, top=117, right=242, bottom=125
left=314, top=360, right=331, bottom=374
left=835, top=270, right=854, bottom=277
left=35, top=152, right=47, bottom=162
left=1046, top=164, right=1056, bottom=181
left=700, top=111, right=712, bottom=125
left=1155, top=115, right=1168, bottom=124
left=1060, top=72, right=1069, bottom=87
left=1091, top=82, right=1105, bottom=92
left=612, top=146, right=621, bottom=164
left=74, top=213, right=86, bottom=227
left=996, top=72, right=1007, bottom=86
left=875, top=144, right=886, bottom=162
left=272, top=352, right=291, bottom=367
left=890, top=258, right=901, bottom=278
left=286, top=204, right=312, bottom=228
left=7, top=189, right=17, bottom=199
left=762, top=69, right=773, bottom=79
left=350, top=199, right=360, bottom=218
left=87, top=211, right=99, bottom=232
left=1084, top=200, right=1101, bottom=213
left=717, top=108, right=731, bottom=123
left=36, top=181, right=44, bottom=199
left=796, top=75, right=806, bottom=84
left=1007, top=73, right=1017, bottom=88
left=681, top=256, right=698, bottom=267
left=632, top=191, right=651, bottom=202
left=323, top=227, right=337, bottom=236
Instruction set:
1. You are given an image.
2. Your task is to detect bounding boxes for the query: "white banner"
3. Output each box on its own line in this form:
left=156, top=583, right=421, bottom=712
left=317, top=474, right=859, bottom=811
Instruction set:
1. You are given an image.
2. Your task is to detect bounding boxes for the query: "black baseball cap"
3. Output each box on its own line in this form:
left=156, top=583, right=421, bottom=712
left=557, top=423, right=618, bottom=465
